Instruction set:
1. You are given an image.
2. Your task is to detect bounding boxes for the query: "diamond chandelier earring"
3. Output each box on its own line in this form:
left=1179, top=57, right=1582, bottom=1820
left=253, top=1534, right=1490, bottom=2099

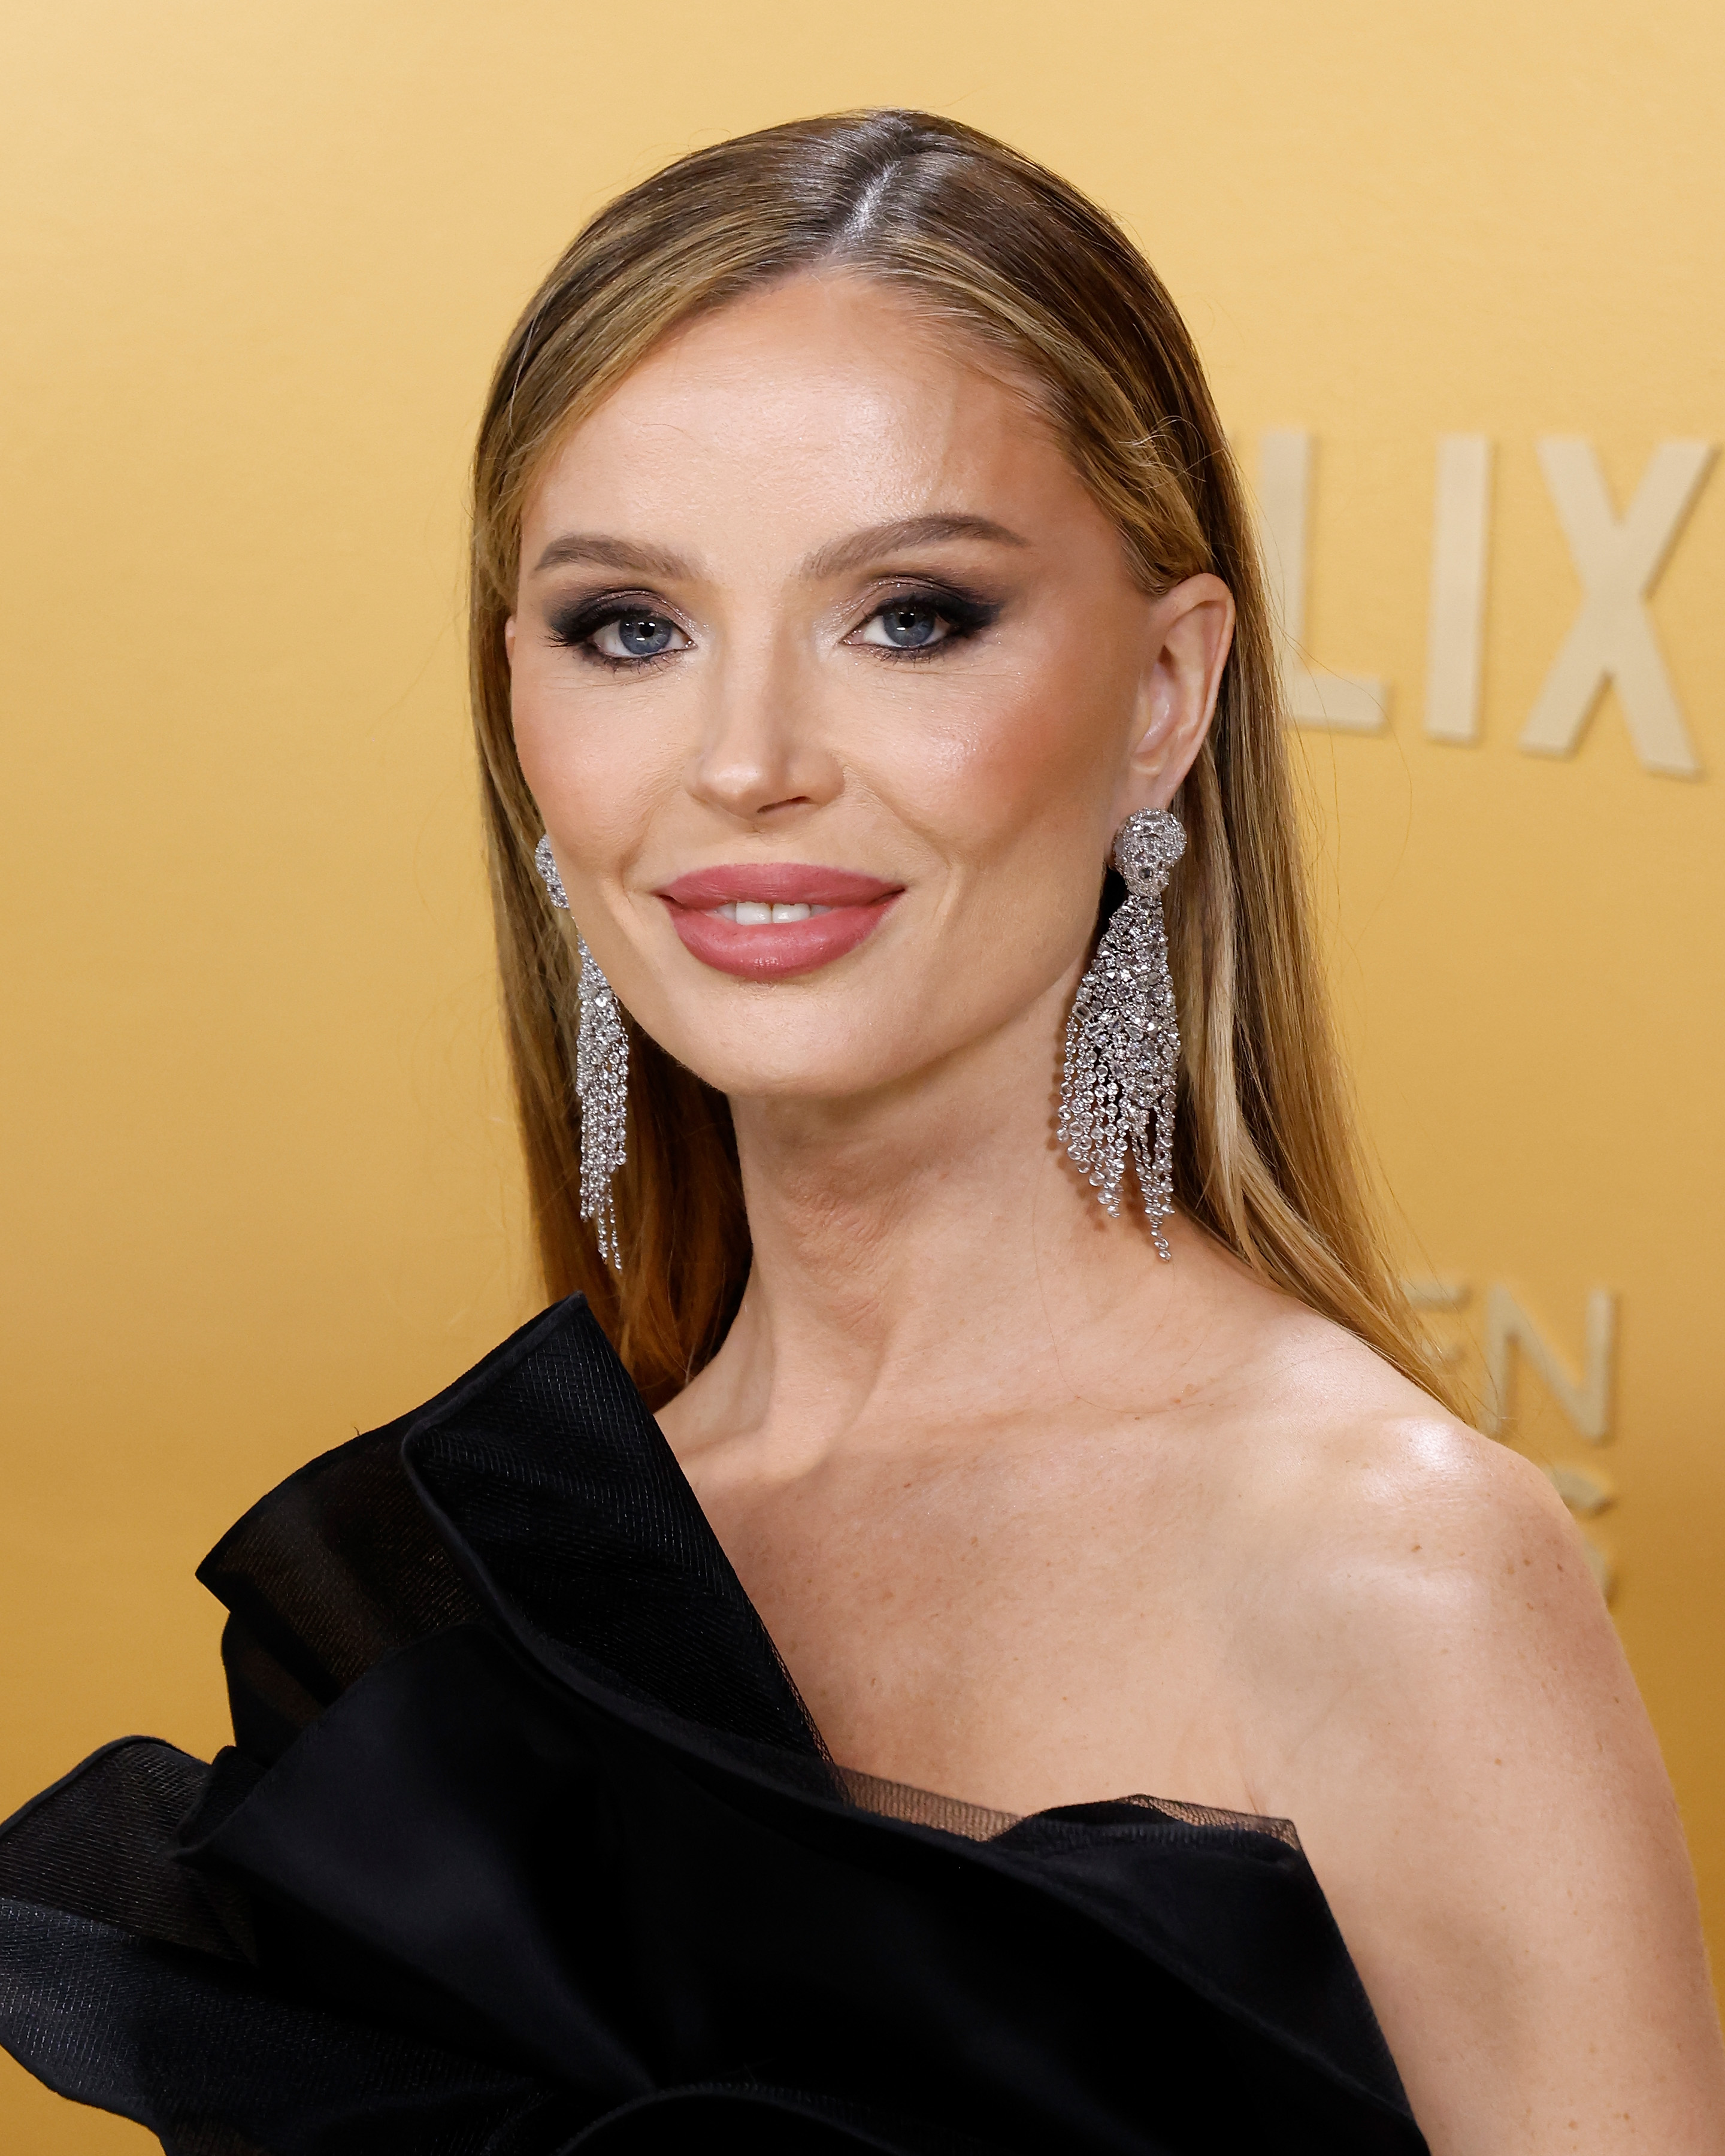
left=534, top=834, right=628, bottom=1271
left=1058, top=807, right=1186, bottom=1260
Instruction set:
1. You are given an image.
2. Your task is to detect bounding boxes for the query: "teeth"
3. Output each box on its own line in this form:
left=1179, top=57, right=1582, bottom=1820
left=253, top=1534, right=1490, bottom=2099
left=713, top=901, right=831, bottom=924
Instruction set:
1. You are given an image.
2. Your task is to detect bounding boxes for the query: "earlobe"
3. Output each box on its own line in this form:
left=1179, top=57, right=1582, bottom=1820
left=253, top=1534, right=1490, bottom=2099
left=504, top=616, right=518, bottom=668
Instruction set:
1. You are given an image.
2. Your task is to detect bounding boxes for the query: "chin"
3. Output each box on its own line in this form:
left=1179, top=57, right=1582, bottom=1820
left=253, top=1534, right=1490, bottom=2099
left=676, top=1050, right=903, bottom=1106
left=654, top=1012, right=918, bottom=1105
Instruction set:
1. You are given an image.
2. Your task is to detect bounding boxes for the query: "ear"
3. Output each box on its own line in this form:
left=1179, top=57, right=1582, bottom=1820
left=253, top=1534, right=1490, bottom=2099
left=1115, top=574, right=1235, bottom=819
left=504, top=616, right=518, bottom=667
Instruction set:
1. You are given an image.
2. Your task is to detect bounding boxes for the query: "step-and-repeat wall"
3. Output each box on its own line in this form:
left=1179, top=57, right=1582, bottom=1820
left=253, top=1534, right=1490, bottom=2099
left=3, top=1, right=1719, bottom=2140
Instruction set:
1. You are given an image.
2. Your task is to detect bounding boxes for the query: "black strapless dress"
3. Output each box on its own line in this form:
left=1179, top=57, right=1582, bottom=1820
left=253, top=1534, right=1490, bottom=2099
left=0, top=1296, right=1428, bottom=2154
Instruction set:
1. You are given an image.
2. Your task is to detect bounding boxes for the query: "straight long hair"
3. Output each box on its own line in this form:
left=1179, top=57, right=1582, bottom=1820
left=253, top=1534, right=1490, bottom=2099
left=468, top=109, right=1462, bottom=1417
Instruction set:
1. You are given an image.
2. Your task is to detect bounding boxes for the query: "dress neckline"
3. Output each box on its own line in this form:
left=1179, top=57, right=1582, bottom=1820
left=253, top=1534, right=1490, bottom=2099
left=274, top=1291, right=1306, bottom=1851
left=0, top=1289, right=1426, bottom=2153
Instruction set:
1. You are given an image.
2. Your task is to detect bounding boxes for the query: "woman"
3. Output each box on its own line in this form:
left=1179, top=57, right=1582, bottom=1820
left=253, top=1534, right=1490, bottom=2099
left=1, top=110, right=1718, bottom=2155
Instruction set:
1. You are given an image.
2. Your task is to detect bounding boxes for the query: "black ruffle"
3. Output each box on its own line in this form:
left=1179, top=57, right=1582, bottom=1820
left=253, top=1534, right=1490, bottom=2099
left=0, top=1297, right=1428, bottom=2154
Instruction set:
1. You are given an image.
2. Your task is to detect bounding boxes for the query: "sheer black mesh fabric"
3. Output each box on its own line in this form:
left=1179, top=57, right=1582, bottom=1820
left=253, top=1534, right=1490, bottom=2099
left=0, top=1740, right=249, bottom=1961
left=198, top=1409, right=487, bottom=1736
left=0, top=1742, right=573, bottom=2155
left=219, top=1614, right=335, bottom=1770
left=837, top=1767, right=1021, bottom=1843
left=834, top=1776, right=1305, bottom=1855
left=0, top=1901, right=568, bottom=2156
left=196, top=1299, right=833, bottom=1787
left=1122, top=1794, right=1302, bottom=1852
left=404, top=1300, right=836, bottom=1776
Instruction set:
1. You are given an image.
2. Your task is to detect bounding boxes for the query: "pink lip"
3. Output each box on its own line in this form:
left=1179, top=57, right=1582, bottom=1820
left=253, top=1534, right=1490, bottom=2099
left=654, top=862, right=904, bottom=982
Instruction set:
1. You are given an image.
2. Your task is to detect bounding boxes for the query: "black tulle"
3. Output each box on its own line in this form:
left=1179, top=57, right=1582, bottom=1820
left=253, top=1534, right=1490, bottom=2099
left=0, top=1296, right=1428, bottom=2154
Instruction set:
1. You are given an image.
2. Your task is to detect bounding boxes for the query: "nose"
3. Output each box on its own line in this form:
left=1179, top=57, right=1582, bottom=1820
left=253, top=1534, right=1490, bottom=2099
left=683, top=626, right=843, bottom=825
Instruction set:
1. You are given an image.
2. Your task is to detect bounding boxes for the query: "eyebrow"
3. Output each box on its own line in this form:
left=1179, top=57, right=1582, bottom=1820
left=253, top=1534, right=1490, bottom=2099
left=529, top=533, right=698, bottom=578
left=529, top=513, right=1030, bottom=585
left=800, top=514, right=1031, bottom=580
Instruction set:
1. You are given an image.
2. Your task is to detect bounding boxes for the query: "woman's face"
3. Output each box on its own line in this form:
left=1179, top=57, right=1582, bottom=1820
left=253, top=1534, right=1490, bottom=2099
left=507, top=272, right=1228, bottom=1103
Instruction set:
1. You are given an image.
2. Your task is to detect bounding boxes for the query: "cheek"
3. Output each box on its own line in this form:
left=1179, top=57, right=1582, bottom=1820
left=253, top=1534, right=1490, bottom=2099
left=510, top=653, right=679, bottom=878
left=882, top=629, right=1133, bottom=868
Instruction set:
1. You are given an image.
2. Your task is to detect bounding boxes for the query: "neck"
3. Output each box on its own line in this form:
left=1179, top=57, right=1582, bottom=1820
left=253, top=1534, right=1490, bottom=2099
left=680, top=970, right=1188, bottom=1459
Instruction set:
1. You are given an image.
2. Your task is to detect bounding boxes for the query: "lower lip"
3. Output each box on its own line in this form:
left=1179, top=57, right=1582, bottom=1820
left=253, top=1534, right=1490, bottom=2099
left=662, top=897, right=900, bottom=980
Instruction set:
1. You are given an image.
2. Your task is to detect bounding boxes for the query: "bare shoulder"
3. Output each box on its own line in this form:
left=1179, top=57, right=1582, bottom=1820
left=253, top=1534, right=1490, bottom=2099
left=1222, top=1301, right=1590, bottom=1650
left=1163, top=1259, right=1576, bottom=1615
left=1205, top=1291, right=1644, bottom=1862
left=1116, top=1240, right=1620, bottom=1715
left=1187, top=1295, right=1725, bottom=2152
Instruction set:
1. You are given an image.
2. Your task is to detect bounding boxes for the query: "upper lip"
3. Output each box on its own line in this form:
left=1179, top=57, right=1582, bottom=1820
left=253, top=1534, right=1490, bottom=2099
left=654, top=864, right=904, bottom=909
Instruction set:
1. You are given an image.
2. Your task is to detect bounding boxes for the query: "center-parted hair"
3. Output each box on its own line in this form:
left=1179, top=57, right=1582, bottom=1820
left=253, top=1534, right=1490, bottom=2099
left=469, top=108, right=1459, bottom=1416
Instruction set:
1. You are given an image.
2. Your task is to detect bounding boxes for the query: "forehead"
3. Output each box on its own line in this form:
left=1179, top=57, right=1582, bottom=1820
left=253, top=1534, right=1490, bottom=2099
left=520, top=272, right=1088, bottom=559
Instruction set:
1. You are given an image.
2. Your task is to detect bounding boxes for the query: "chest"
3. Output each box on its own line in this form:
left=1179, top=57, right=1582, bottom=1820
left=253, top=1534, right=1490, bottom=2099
left=681, top=1428, right=1263, bottom=1819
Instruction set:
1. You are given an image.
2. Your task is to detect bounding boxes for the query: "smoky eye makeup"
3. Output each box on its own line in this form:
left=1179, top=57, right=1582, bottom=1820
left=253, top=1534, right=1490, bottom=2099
left=846, top=579, right=1005, bottom=659
left=544, top=589, right=691, bottom=668
left=540, top=573, right=1007, bottom=672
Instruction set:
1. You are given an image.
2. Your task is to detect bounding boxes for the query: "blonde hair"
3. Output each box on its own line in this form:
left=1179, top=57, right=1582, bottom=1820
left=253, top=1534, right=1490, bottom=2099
left=468, top=109, right=1461, bottom=1416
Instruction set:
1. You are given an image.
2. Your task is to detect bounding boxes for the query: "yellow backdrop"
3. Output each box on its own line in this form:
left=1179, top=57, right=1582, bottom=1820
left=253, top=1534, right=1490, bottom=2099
left=4, top=1, right=1721, bottom=2142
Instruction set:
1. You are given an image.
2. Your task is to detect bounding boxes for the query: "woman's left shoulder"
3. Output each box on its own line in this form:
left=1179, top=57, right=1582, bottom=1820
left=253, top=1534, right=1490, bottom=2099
left=1231, top=1306, right=1614, bottom=1701
left=1221, top=1313, right=1725, bottom=2149
left=1159, top=1236, right=1582, bottom=1633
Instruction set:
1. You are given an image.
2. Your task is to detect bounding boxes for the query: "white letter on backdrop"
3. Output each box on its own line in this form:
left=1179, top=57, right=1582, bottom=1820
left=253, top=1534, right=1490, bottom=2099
left=1482, top=1285, right=1615, bottom=1444
left=1257, top=430, right=1387, bottom=732
left=1424, top=435, right=1493, bottom=743
left=1520, top=437, right=1715, bottom=777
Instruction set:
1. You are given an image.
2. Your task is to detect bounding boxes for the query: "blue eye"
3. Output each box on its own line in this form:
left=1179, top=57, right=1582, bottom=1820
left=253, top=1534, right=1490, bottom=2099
left=851, top=585, right=1000, bottom=655
left=591, top=611, right=685, bottom=659
left=862, top=599, right=947, bottom=650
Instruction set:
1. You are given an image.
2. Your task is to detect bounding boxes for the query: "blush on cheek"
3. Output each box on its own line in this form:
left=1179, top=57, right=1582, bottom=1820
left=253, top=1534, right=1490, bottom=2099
left=921, top=679, right=1118, bottom=861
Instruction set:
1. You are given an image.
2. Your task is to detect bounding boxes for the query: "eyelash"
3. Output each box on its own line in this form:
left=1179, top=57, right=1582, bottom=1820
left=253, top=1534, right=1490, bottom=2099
left=545, top=593, right=685, bottom=673
left=544, top=583, right=1002, bottom=671
left=854, top=583, right=1001, bottom=662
